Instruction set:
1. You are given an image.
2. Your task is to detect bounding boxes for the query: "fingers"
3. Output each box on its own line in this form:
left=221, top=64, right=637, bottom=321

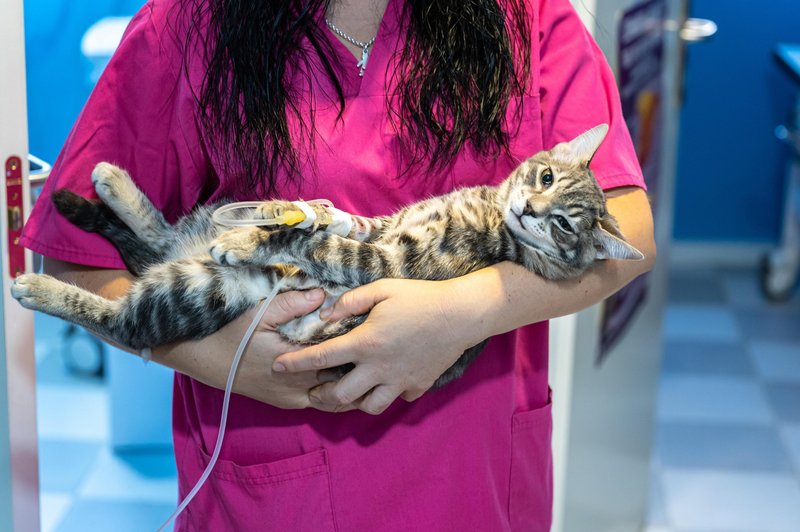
left=308, top=366, right=375, bottom=406
left=308, top=370, right=403, bottom=416
left=305, top=385, right=359, bottom=413
left=273, top=334, right=356, bottom=372
left=262, top=289, right=325, bottom=328
left=358, top=385, right=403, bottom=415
left=400, top=389, right=426, bottom=402
left=319, top=282, right=389, bottom=321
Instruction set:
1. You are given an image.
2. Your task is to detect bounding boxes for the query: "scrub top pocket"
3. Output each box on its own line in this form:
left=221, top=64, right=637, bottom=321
left=509, top=400, right=553, bottom=531
left=176, top=445, right=338, bottom=531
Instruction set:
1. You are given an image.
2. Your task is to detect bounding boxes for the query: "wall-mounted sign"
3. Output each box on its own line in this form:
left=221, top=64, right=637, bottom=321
left=599, top=0, right=666, bottom=362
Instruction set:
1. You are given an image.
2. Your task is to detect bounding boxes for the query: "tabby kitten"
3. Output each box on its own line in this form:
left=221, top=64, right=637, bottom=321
left=12, top=124, right=642, bottom=387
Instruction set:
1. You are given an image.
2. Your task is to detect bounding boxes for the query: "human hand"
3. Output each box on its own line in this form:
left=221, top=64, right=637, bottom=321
left=159, top=288, right=356, bottom=412
left=272, top=279, right=487, bottom=415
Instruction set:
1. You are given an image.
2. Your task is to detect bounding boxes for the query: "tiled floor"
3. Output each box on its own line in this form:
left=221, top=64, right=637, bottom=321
left=647, top=268, right=800, bottom=532
left=35, top=313, right=177, bottom=532
left=33, top=268, right=800, bottom=531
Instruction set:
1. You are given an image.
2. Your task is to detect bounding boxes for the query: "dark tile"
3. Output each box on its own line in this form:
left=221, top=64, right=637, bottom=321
left=735, top=308, right=800, bottom=342
left=661, top=341, right=754, bottom=376
left=749, top=340, right=800, bottom=382
left=117, top=449, right=178, bottom=479
left=663, top=305, right=741, bottom=343
left=38, top=439, right=102, bottom=492
left=656, top=421, right=794, bottom=472
left=721, top=269, right=797, bottom=308
left=765, top=383, right=800, bottom=423
left=668, top=269, right=727, bottom=305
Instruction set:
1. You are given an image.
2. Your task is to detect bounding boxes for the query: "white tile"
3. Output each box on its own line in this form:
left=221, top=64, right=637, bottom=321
left=780, top=424, right=800, bottom=471
left=39, top=492, right=72, bottom=532
left=663, top=305, right=741, bottom=343
left=36, top=385, right=109, bottom=441
left=749, top=341, right=800, bottom=382
left=657, top=375, right=773, bottom=424
left=78, top=448, right=177, bottom=503
left=647, top=471, right=669, bottom=526
left=662, top=469, right=800, bottom=532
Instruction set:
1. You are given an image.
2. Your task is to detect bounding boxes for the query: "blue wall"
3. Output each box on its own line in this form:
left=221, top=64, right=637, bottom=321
left=673, top=0, right=800, bottom=243
left=25, top=0, right=145, bottom=164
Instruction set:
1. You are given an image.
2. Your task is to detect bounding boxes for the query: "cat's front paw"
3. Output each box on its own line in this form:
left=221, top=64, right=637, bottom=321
left=10, top=274, right=62, bottom=311
left=91, top=162, right=133, bottom=203
left=209, top=228, right=263, bottom=266
left=254, top=201, right=297, bottom=222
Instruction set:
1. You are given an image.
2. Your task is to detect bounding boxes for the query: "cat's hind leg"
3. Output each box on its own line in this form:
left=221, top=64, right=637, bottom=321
left=52, top=190, right=164, bottom=276
left=91, top=162, right=171, bottom=249
left=12, top=274, right=122, bottom=340
left=11, top=260, right=267, bottom=350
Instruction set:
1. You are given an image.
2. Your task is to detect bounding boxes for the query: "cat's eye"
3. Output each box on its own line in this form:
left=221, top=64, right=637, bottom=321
left=554, top=215, right=572, bottom=232
left=541, top=170, right=554, bottom=187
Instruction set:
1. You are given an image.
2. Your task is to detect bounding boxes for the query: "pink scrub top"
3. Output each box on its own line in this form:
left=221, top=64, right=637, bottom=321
left=22, top=0, right=645, bottom=529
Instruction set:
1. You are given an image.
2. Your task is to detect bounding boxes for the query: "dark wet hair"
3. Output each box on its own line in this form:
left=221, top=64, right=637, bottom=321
left=183, top=0, right=531, bottom=195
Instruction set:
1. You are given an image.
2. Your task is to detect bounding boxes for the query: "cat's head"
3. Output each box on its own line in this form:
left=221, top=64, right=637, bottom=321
left=500, top=124, right=644, bottom=279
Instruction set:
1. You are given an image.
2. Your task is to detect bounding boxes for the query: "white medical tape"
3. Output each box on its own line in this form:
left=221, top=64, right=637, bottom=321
left=291, top=201, right=316, bottom=229
left=325, top=207, right=354, bottom=237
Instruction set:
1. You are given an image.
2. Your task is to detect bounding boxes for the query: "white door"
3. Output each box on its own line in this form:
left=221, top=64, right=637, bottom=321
left=0, top=0, right=40, bottom=530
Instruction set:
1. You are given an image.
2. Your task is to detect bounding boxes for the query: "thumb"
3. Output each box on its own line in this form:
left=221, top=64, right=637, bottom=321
left=320, top=282, right=388, bottom=322
left=263, top=288, right=325, bottom=328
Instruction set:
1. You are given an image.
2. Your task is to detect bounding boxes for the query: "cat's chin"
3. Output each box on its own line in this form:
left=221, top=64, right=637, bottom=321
left=505, top=215, right=547, bottom=251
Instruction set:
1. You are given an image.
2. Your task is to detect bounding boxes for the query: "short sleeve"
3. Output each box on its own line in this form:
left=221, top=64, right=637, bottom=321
left=20, top=0, right=212, bottom=269
left=536, top=0, right=645, bottom=191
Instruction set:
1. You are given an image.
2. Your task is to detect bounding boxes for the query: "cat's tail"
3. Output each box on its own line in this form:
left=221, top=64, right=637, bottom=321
left=52, top=189, right=162, bottom=276
left=52, top=189, right=108, bottom=232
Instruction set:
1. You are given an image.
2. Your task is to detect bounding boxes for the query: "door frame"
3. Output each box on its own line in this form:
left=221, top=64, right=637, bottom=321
left=0, top=0, right=40, bottom=530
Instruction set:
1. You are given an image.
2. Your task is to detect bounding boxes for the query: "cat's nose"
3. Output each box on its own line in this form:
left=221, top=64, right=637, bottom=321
left=522, top=202, right=538, bottom=217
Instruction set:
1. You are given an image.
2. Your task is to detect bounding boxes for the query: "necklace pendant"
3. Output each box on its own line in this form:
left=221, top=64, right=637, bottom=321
left=323, top=19, right=375, bottom=77
left=357, top=47, right=369, bottom=77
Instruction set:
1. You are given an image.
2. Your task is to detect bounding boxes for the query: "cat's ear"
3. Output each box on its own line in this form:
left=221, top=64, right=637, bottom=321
left=593, top=214, right=644, bottom=261
left=569, top=124, right=609, bottom=166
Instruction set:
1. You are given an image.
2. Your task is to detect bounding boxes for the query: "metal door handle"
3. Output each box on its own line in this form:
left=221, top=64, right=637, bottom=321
left=28, top=153, right=50, bottom=187
left=679, top=18, right=717, bottom=42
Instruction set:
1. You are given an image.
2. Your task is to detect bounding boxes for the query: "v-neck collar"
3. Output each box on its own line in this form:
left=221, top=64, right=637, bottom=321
left=318, top=0, right=402, bottom=97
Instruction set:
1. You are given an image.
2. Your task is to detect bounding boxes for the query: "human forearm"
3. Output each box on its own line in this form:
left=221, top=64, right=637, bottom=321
left=447, top=257, right=647, bottom=339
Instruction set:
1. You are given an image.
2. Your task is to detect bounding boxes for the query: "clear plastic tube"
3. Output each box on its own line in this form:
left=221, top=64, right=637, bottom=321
left=211, top=201, right=283, bottom=227
left=156, top=280, right=284, bottom=532
left=211, top=199, right=334, bottom=228
left=158, top=197, right=339, bottom=530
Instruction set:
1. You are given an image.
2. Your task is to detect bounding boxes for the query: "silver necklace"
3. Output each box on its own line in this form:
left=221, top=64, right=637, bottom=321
left=325, top=19, right=376, bottom=77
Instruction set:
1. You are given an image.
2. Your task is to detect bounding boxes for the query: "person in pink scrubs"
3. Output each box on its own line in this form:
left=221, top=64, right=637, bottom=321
left=21, top=0, right=655, bottom=529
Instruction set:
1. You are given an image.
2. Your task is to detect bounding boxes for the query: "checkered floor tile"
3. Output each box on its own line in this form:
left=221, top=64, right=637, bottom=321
left=648, top=268, right=800, bottom=532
